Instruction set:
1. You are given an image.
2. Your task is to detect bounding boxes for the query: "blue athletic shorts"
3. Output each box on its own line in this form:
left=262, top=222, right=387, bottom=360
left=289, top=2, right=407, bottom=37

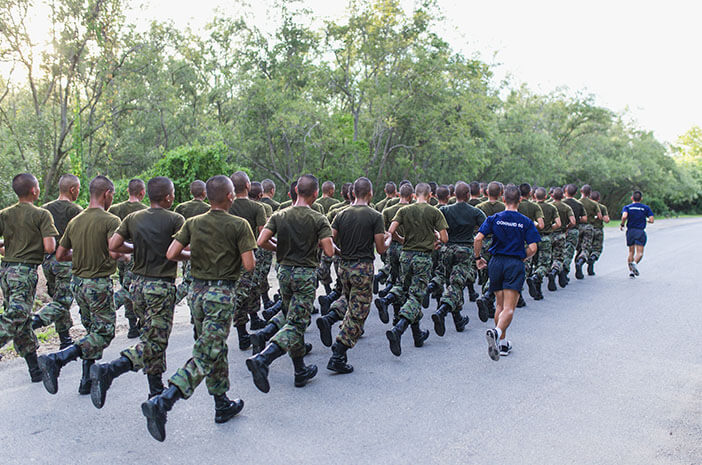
left=626, top=228, right=647, bottom=247
left=488, top=255, right=525, bottom=293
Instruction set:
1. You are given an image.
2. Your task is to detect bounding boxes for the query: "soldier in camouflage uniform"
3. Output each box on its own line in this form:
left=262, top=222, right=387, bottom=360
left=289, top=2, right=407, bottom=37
left=174, top=180, right=210, bottom=304
left=248, top=182, right=276, bottom=308
left=424, top=185, right=452, bottom=308
left=575, top=184, right=600, bottom=279
left=109, top=179, right=147, bottom=338
left=314, top=181, right=340, bottom=294
left=38, top=176, right=122, bottom=396
left=380, top=183, right=448, bottom=357
left=475, top=182, right=506, bottom=322
left=141, top=175, right=256, bottom=442
left=528, top=187, right=561, bottom=299
left=589, top=191, right=609, bottom=275
left=562, top=184, right=587, bottom=286
left=0, top=173, right=58, bottom=383
left=246, top=174, right=334, bottom=393
left=32, top=174, right=82, bottom=349
left=517, top=183, right=545, bottom=306
left=549, top=188, right=576, bottom=290
left=315, top=177, right=387, bottom=373
left=87, top=177, right=185, bottom=409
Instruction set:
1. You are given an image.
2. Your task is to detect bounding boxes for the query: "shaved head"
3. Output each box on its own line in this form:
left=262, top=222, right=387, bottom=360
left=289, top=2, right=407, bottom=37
left=552, top=187, right=564, bottom=200
left=415, top=182, right=431, bottom=198
left=89, top=175, right=114, bottom=199
left=12, top=173, right=38, bottom=198
left=534, top=187, right=547, bottom=200
left=58, top=174, right=80, bottom=194
left=487, top=182, right=501, bottom=198
left=128, top=178, right=145, bottom=196
left=504, top=185, right=520, bottom=206
left=353, top=177, right=372, bottom=199
left=262, top=179, right=276, bottom=194
left=455, top=181, right=469, bottom=201
left=384, top=182, right=396, bottom=195
left=399, top=183, right=414, bottom=199
left=190, top=180, right=206, bottom=198
left=297, top=174, right=318, bottom=199
left=436, top=185, right=450, bottom=202
left=147, top=176, right=174, bottom=203
left=322, top=181, right=335, bottom=195
left=249, top=181, right=263, bottom=200
left=206, top=175, right=234, bottom=204
left=230, top=171, right=250, bottom=194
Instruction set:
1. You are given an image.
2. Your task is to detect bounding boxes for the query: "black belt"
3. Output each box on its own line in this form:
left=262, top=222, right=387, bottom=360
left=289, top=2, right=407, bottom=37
left=401, top=250, right=431, bottom=256
left=136, top=275, right=176, bottom=284
left=192, top=278, right=236, bottom=286
left=1, top=261, right=38, bottom=269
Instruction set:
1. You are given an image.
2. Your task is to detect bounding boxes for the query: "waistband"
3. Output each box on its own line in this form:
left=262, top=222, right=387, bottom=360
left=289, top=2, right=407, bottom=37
left=192, top=278, right=236, bottom=287
left=1, top=261, right=38, bottom=269
left=400, top=250, right=432, bottom=256
left=134, top=275, right=176, bottom=284
left=338, top=258, right=374, bottom=264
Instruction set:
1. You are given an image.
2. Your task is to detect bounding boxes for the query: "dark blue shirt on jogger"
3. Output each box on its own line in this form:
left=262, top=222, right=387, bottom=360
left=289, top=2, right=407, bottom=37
left=478, top=210, right=541, bottom=259
left=622, top=203, right=653, bottom=230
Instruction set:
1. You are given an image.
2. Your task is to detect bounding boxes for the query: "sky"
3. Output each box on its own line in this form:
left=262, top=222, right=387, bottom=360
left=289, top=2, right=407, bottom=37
left=44, top=0, right=702, bottom=144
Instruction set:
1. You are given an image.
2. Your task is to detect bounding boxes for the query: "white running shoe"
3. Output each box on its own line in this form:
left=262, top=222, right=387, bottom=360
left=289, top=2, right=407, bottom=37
left=499, top=340, right=512, bottom=356
left=486, top=329, right=500, bottom=361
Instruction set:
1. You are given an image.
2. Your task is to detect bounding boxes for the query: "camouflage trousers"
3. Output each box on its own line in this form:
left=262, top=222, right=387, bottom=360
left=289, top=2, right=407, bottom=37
left=389, top=251, right=432, bottom=324
left=379, top=241, right=401, bottom=282
left=169, top=280, right=235, bottom=398
left=270, top=266, right=316, bottom=359
left=114, top=261, right=136, bottom=322
left=328, top=260, right=373, bottom=348
left=316, top=253, right=334, bottom=289
left=438, top=244, right=476, bottom=312
left=120, top=276, right=176, bottom=375
left=478, top=238, right=494, bottom=293
left=591, top=228, right=605, bottom=261
left=430, top=244, right=451, bottom=289
left=35, top=254, right=74, bottom=333
left=175, top=261, right=192, bottom=304
left=232, top=268, right=259, bottom=327
left=255, top=248, right=274, bottom=298
left=532, top=234, right=553, bottom=279
left=577, top=224, right=595, bottom=262
left=563, top=228, right=580, bottom=273
left=0, top=263, right=39, bottom=357
left=72, top=276, right=116, bottom=360
left=550, top=232, right=567, bottom=272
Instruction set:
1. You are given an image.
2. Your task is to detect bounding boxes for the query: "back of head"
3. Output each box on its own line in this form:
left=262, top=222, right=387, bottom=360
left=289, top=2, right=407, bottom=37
left=455, top=181, right=469, bottom=201
left=503, top=185, right=520, bottom=206
left=128, top=178, right=145, bottom=196
left=190, top=180, right=206, bottom=198
left=565, top=184, right=578, bottom=197
left=479, top=182, right=487, bottom=195
left=534, top=187, right=547, bottom=201
left=58, top=174, right=80, bottom=195
left=206, top=175, right=234, bottom=204
left=469, top=181, right=481, bottom=197
left=487, top=181, right=501, bottom=199
left=632, top=190, right=642, bottom=202
left=230, top=171, right=250, bottom=194
left=322, top=181, right=335, bottom=196
left=262, top=179, right=276, bottom=194
left=449, top=184, right=455, bottom=197
left=519, top=183, right=531, bottom=199
left=353, top=177, right=372, bottom=200
left=297, top=174, right=318, bottom=199
left=415, top=182, right=431, bottom=198
left=89, top=175, right=114, bottom=199
left=580, top=184, right=592, bottom=197
left=249, top=181, right=263, bottom=200
left=289, top=181, right=298, bottom=202
left=428, top=182, right=438, bottom=196
left=341, top=182, right=353, bottom=201
left=552, top=187, right=564, bottom=201
left=399, top=179, right=411, bottom=187
left=591, top=191, right=601, bottom=202
left=385, top=182, right=396, bottom=195
left=12, top=173, right=38, bottom=198
left=399, top=183, right=414, bottom=199
left=436, top=185, right=450, bottom=202
left=147, top=176, right=174, bottom=203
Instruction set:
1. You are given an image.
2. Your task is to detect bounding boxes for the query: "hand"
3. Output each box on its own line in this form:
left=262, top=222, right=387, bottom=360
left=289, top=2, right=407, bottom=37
left=476, top=257, right=487, bottom=270
left=619, top=225, right=624, bottom=231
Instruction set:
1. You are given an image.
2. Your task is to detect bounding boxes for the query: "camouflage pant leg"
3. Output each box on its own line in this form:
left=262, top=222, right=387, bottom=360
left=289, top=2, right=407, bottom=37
left=255, top=249, right=274, bottom=297
left=0, top=263, right=39, bottom=357
left=563, top=229, right=579, bottom=272
left=270, top=266, right=316, bottom=359
left=550, top=232, right=566, bottom=272
left=334, top=261, right=373, bottom=348
left=115, top=261, right=137, bottom=321
left=479, top=238, right=493, bottom=294
left=72, top=276, right=115, bottom=360
left=232, top=270, right=258, bottom=327
left=36, top=256, right=74, bottom=333
left=385, top=241, right=401, bottom=282
left=440, top=245, right=474, bottom=312
left=169, top=281, right=234, bottom=398
left=577, top=224, right=595, bottom=262
left=388, top=248, right=411, bottom=306
left=430, top=244, right=450, bottom=289
left=398, top=251, right=432, bottom=324
left=121, top=276, right=176, bottom=375
left=316, top=254, right=333, bottom=288
left=592, top=228, right=604, bottom=261
left=175, top=261, right=192, bottom=304
left=533, top=235, right=553, bottom=279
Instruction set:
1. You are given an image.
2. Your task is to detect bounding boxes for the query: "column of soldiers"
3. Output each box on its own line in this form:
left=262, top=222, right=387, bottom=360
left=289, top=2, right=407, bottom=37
left=0, top=170, right=610, bottom=442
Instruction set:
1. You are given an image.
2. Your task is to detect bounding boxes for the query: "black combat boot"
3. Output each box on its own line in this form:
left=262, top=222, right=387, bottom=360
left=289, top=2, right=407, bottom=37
left=292, top=356, right=318, bottom=388
left=526, top=276, right=539, bottom=299
left=31, top=315, right=44, bottom=330
left=467, top=281, right=479, bottom=302
left=37, top=344, right=82, bottom=394
left=249, top=312, right=266, bottom=331
left=305, top=343, right=313, bottom=355
left=25, top=352, right=42, bottom=383
left=141, top=384, right=183, bottom=442
left=411, top=322, right=430, bottom=348
left=58, top=330, right=73, bottom=350
left=391, top=303, right=402, bottom=325
left=575, top=257, right=585, bottom=279
left=251, top=322, right=279, bottom=355
left=385, top=317, right=410, bottom=357
left=558, top=268, right=569, bottom=288
left=89, top=355, right=133, bottom=408
left=431, top=302, right=451, bottom=337
left=78, top=359, right=95, bottom=395
left=533, top=277, right=544, bottom=301
left=378, top=281, right=393, bottom=298
left=422, top=282, right=439, bottom=309
left=374, top=293, right=396, bottom=324
left=373, top=270, right=388, bottom=294
left=452, top=311, right=469, bottom=332
left=587, top=254, right=596, bottom=276
left=327, top=341, right=353, bottom=374
left=547, top=269, right=558, bottom=292
left=316, top=312, right=341, bottom=347
left=318, top=290, right=340, bottom=316
left=516, top=293, right=526, bottom=308
left=261, top=292, right=273, bottom=308
left=262, top=300, right=282, bottom=321
left=236, top=325, right=251, bottom=351
left=245, top=342, right=284, bottom=393
left=147, top=374, right=164, bottom=399
left=213, top=393, right=244, bottom=424
left=127, top=316, right=140, bottom=339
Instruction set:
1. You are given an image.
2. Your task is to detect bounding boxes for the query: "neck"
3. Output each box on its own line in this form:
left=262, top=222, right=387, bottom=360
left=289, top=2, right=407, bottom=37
left=488, top=197, right=498, bottom=202
left=294, top=196, right=313, bottom=207
left=323, top=194, right=332, bottom=199
left=210, top=203, right=229, bottom=211
left=57, top=193, right=73, bottom=202
left=150, top=202, right=167, bottom=209
left=399, top=198, right=410, bottom=204
left=88, top=199, right=106, bottom=210
left=416, top=196, right=429, bottom=204
left=128, top=196, right=141, bottom=203
left=505, top=203, right=519, bottom=211
left=456, top=198, right=466, bottom=203
left=352, top=198, right=369, bottom=206
left=192, top=196, right=205, bottom=201
left=17, top=197, right=35, bottom=204
left=235, top=192, right=248, bottom=199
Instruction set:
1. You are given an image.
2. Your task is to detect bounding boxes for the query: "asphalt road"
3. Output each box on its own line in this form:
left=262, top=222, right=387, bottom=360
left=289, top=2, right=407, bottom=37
left=1, top=218, right=700, bottom=465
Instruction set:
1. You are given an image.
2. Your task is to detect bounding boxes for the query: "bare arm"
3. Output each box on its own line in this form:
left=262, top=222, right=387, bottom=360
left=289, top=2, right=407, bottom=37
left=536, top=218, right=544, bottom=230
left=553, top=217, right=562, bottom=230
left=166, top=239, right=191, bottom=262
left=43, top=237, right=56, bottom=254
left=620, top=211, right=628, bottom=230
left=438, top=229, right=448, bottom=244
left=108, top=233, right=134, bottom=254
left=241, top=250, right=256, bottom=272
left=56, top=245, right=72, bottom=262
left=474, top=232, right=487, bottom=270
left=568, top=215, right=576, bottom=228
left=320, top=237, right=334, bottom=258
left=375, top=232, right=389, bottom=254
left=525, top=242, right=538, bottom=260
left=648, top=215, right=654, bottom=224
left=257, top=228, right=277, bottom=252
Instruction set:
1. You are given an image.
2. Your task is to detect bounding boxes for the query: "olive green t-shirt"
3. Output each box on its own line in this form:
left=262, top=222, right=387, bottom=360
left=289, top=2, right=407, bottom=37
left=553, top=201, right=575, bottom=233
left=593, top=203, right=608, bottom=228
left=258, top=200, right=273, bottom=219
left=391, top=202, right=449, bottom=253
left=229, top=198, right=267, bottom=235
left=116, top=208, right=185, bottom=278
left=174, top=199, right=210, bottom=219
left=328, top=200, right=350, bottom=214
left=315, top=196, right=340, bottom=214
left=60, top=208, right=120, bottom=278
left=580, top=197, right=600, bottom=225
left=467, top=198, right=482, bottom=207
left=265, top=206, right=332, bottom=268
left=0, top=203, right=58, bottom=264
left=383, top=202, right=408, bottom=239
left=384, top=197, right=401, bottom=210
left=109, top=200, right=147, bottom=220
left=261, top=197, right=280, bottom=212
left=518, top=199, right=544, bottom=223
left=429, top=197, right=439, bottom=206
left=477, top=200, right=506, bottom=217
left=563, top=198, right=586, bottom=224
left=331, top=205, right=384, bottom=261
left=173, top=210, right=257, bottom=281
left=375, top=196, right=393, bottom=212
left=42, top=199, right=83, bottom=241
left=327, top=203, right=350, bottom=223
left=537, top=201, right=559, bottom=234
left=278, top=199, right=292, bottom=210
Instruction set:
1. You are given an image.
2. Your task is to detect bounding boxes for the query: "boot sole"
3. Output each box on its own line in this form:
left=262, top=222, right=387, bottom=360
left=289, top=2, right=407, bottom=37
left=141, top=401, right=167, bottom=442
left=558, top=271, right=568, bottom=288
left=421, top=292, right=430, bottom=309
left=245, top=359, right=270, bottom=393
left=485, top=331, right=500, bottom=361
left=477, top=299, right=489, bottom=323
left=386, top=330, right=402, bottom=357
left=316, top=318, right=333, bottom=347
left=547, top=276, right=557, bottom=292
left=431, top=313, right=445, bottom=337
left=375, top=299, right=389, bottom=324
left=37, top=355, right=59, bottom=395
left=215, top=400, right=244, bottom=424
left=526, top=278, right=538, bottom=299
left=89, top=364, right=107, bottom=409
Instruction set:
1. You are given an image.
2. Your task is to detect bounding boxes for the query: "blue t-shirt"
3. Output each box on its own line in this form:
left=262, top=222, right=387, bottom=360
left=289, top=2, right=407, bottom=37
left=622, top=203, right=653, bottom=230
left=478, top=210, right=541, bottom=259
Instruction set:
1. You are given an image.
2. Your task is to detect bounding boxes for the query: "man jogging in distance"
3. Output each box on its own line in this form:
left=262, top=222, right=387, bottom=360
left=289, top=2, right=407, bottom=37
left=620, top=190, right=654, bottom=278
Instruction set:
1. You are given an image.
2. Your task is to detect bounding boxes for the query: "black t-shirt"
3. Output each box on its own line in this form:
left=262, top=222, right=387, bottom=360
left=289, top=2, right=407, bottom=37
left=42, top=199, right=83, bottom=241
left=440, top=202, right=486, bottom=245
left=331, top=205, right=385, bottom=261
left=563, top=198, right=586, bottom=224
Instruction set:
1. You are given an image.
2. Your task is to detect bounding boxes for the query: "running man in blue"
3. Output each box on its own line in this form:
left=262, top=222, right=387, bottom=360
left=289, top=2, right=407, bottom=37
left=474, top=185, right=540, bottom=361
left=620, top=190, right=654, bottom=278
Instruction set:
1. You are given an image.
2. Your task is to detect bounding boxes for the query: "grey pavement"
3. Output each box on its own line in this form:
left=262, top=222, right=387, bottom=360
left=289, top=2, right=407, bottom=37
left=1, top=218, right=701, bottom=465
